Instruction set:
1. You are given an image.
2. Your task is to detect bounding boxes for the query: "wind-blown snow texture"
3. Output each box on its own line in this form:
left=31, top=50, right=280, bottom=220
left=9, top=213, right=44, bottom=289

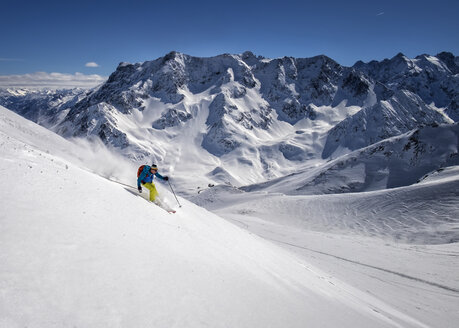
left=1, top=51, right=457, bottom=194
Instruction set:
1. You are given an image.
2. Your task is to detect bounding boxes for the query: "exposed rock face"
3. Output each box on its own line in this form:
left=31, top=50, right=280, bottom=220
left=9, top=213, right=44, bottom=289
left=322, top=90, right=452, bottom=158
left=152, top=108, right=193, bottom=130
left=354, top=52, right=459, bottom=109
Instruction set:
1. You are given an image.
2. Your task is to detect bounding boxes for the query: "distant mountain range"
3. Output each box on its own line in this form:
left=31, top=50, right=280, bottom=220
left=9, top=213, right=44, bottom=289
left=1, top=51, right=458, bottom=194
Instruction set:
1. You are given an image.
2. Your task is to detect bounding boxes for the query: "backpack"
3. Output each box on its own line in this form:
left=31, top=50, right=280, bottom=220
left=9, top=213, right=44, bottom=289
left=137, top=165, right=146, bottom=178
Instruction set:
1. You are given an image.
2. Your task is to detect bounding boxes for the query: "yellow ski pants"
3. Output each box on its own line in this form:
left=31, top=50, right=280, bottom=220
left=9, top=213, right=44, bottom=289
left=142, top=182, right=159, bottom=201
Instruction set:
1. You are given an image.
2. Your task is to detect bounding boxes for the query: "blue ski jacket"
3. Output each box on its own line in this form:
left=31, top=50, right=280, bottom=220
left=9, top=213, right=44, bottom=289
left=137, top=165, right=166, bottom=188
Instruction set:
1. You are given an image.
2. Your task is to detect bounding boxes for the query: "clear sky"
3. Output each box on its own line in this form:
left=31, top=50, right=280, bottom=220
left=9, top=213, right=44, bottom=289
left=1, top=0, right=458, bottom=78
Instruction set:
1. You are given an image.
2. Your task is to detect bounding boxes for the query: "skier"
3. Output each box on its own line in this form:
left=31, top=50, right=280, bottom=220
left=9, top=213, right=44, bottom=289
left=137, top=164, right=169, bottom=203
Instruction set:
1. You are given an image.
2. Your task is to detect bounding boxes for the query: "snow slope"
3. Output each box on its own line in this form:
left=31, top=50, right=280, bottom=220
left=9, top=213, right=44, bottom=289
left=242, top=123, right=459, bottom=195
left=195, top=171, right=459, bottom=244
left=1, top=105, right=440, bottom=327
left=192, top=170, right=459, bottom=328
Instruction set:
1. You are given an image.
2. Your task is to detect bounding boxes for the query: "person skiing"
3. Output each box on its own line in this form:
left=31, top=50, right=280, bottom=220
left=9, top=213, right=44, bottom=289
left=137, top=164, right=169, bottom=202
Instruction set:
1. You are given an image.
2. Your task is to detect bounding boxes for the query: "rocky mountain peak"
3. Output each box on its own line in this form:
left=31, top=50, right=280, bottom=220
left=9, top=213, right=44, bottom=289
left=436, top=51, right=459, bottom=74
left=1, top=51, right=457, bottom=185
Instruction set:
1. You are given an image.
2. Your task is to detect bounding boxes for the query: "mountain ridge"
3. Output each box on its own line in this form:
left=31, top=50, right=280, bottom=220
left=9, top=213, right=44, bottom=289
left=1, top=51, right=457, bottom=194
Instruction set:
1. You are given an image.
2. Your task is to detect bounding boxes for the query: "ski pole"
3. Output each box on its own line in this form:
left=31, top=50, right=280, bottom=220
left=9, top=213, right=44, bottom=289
left=168, top=180, right=182, bottom=207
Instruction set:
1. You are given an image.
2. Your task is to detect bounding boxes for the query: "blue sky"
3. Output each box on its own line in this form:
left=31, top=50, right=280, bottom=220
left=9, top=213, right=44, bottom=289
left=1, top=0, right=458, bottom=78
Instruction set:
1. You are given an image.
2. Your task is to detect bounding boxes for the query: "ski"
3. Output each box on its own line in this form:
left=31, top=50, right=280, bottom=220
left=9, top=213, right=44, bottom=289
left=155, top=204, right=176, bottom=214
left=124, top=188, right=177, bottom=213
left=152, top=199, right=176, bottom=214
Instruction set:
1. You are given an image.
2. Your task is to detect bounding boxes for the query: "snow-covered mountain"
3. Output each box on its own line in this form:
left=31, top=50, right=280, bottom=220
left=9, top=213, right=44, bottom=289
left=54, top=51, right=377, bottom=153
left=353, top=52, right=458, bottom=109
left=322, top=90, right=453, bottom=158
left=243, top=122, right=459, bottom=194
left=0, top=88, right=89, bottom=127
left=1, top=51, right=457, bottom=193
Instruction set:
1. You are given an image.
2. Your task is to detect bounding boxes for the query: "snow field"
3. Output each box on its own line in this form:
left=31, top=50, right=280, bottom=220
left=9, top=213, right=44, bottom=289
left=1, top=106, right=433, bottom=327
left=193, top=176, right=459, bottom=327
left=202, top=175, right=459, bottom=244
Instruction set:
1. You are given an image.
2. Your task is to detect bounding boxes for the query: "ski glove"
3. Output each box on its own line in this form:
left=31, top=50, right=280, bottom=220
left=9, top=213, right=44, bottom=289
left=163, top=176, right=169, bottom=181
left=138, top=186, right=142, bottom=193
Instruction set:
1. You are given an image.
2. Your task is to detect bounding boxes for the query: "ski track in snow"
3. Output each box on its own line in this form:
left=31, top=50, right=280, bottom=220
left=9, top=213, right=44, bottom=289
left=265, top=237, right=459, bottom=294
left=218, top=213, right=459, bottom=328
